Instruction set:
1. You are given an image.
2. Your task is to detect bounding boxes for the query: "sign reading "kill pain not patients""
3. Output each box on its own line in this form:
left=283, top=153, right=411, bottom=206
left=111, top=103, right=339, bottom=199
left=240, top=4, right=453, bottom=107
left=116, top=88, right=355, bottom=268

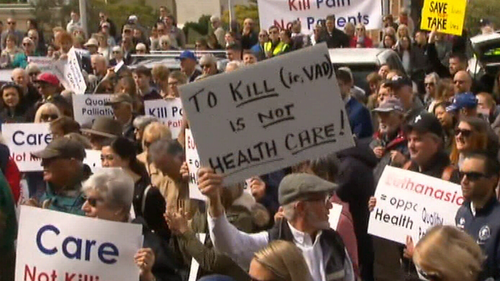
left=180, top=43, right=354, bottom=185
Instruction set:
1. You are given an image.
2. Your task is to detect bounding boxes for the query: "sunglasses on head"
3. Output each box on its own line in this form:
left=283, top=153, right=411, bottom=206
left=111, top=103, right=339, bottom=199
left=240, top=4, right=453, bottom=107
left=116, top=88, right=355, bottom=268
left=459, top=171, right=489, bottom=181
left=454, top=128, right=472, bottom=137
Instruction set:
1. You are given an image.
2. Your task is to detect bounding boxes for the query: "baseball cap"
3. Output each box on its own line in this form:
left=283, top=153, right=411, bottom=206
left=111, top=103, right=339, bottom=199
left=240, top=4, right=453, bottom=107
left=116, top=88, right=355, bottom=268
left=386, top=75, right=412, bottom=90
left=34, top=73, right=60, bottom=86
left=446, top=93, right=478, bottom=112
left=405, top=112, right=443, bottom=138
left=278, top=173, right=337, bottom=205
left=373, top=98, right=404, bottom=113
left=31, top=137, right=86, bottom=161
left=178, top=50, right=197, bottom=61
left=84, top=38, right=98, bottom=47
left=104, top=94, right=133, bottom=106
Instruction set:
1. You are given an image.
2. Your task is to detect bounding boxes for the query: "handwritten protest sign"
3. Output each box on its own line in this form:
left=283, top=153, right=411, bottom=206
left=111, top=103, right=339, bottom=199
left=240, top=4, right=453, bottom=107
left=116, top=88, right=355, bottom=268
left=65, top=48, right=87, bottom=94
left=420, top=0, right=467, bottom=36
left=368, top=166, right=462, bottom=244
left=84, top=149, right=103, bottom=173
left=16, top=206, right=142, bottom=281
left=73, top=94, right=113, bottom=127
left=180, top=44, right=354, bottom=185
left=257, top=0, right=382, bottom=33
left=185, top=129, right=205, bottom=201
left=3, top=123, right=52, bottom=172
left=145, top=98, right=184, bottom=138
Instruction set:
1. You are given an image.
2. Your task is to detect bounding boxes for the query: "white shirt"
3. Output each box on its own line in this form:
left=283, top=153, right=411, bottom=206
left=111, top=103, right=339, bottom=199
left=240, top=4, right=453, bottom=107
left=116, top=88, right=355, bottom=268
left=207, top=213, right=355, bottom=281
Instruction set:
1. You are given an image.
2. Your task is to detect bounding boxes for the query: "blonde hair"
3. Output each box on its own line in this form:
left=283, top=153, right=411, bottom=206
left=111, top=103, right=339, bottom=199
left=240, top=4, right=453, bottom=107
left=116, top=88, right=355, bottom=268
left=253, top=240, right=312, bottom=281
left=413, top=225, right=484, bottom=281
left=142, top=122, right=172, bottom=150
left=34, top=103, right=61, bottom=123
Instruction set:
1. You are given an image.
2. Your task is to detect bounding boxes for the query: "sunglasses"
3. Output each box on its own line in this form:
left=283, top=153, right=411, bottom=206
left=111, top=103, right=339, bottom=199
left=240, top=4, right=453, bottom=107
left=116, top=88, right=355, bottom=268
left=23, top=43, right=32, bottom=46
left=7, top=22, right=15, bottom=25
left=41, top=113, right=59, bottom=121
left=417, top=267, right=442, bottom=281
left=201, top=64, right=211, bottom=68
left=454, top=128, right=472, bottom=138
left=459, top=171, right=489, bottom=181
left=83, top=195, right=105, bottom=207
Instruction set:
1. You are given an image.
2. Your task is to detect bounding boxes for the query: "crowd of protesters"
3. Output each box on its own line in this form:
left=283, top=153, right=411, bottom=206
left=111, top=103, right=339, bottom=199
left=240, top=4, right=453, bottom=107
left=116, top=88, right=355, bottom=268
left=0, top=4, right=499, bottom=281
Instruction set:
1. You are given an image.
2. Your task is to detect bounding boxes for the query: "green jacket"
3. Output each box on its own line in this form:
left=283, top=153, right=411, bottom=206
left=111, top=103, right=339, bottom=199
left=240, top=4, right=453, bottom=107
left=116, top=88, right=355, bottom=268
left=0, top=172, right=17, bottom=252
left=39, top=182, right=86, bottom=216
left=171, top=205, right=253, bottom=281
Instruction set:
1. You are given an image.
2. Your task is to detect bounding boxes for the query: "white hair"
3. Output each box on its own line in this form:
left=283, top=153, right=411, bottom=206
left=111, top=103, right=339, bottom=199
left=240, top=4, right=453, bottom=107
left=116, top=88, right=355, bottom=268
left=225, top=61, right=243, bottom=73
left=82, top=168, right=134, bottom=211
left=159, top=35, right=172, bottom=46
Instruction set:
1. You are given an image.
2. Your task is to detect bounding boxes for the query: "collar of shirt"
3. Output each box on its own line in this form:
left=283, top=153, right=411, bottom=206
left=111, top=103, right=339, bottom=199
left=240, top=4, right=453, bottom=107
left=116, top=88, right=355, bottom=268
left=343, top=94, right=351, bottom=105
left=287, top=221, right=322, bottom=246
left=471, top=201, right=476, bottom=217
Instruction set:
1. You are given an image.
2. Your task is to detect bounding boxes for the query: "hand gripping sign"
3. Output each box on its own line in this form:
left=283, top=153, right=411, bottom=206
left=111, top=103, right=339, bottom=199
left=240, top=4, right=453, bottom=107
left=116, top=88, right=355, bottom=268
left=180, top=43, right=354, bottom=185
left=15, top=206, right=142, bottom=281
left=368, top=166, right=463, bottom=244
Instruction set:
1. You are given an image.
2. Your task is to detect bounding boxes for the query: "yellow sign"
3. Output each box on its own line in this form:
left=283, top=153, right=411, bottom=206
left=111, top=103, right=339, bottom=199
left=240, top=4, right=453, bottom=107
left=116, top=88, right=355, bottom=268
left=420, top=0, right=467, bottom=36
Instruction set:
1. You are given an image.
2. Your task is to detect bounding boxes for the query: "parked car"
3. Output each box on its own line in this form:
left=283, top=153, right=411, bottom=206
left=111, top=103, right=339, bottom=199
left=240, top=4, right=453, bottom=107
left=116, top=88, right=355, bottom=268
left=328, top=48, right=406, bottom=92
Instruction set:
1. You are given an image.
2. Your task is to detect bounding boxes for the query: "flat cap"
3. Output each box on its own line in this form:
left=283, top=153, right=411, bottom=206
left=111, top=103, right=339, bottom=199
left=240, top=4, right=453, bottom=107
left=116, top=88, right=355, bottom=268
left=278, top=173, right=337, bottom=205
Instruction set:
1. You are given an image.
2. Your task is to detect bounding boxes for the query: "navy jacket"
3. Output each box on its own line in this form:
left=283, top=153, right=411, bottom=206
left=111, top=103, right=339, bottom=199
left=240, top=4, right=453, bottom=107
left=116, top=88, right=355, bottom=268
left=456, top=197, right=500, bottom=281
left=345, top=97, right=373, bottom=139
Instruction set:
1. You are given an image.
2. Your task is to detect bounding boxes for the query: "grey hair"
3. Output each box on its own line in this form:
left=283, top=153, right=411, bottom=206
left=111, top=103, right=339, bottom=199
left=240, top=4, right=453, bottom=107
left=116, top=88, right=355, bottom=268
left=282, top=202, right=297, bottom=222
left=133, top=115, right=159, bottom=131
left=148, top=138, right=183, bottom=163
left=159, top=35, right=172, bottom=46
left=82, top=168, right=134, bottom=211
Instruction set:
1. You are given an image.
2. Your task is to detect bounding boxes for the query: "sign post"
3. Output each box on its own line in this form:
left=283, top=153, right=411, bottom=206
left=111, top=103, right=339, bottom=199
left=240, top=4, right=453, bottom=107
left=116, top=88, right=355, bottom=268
left=180, top=44, right=354, bottom=185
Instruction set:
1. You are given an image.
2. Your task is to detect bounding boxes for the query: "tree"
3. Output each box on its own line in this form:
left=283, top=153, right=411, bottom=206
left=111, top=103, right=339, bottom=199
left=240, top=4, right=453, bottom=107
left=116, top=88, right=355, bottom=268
left=466, top=0, right=500, bottom=35
left=221, top=0, right=259, bottom=31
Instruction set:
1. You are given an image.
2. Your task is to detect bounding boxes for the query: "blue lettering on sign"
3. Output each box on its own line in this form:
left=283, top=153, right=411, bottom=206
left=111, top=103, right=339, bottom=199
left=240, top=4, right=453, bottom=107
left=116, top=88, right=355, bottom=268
left=36, top=224, right=59, bottom=254
left=35, top=224, right=120, bottom=264
left=12, top=131, right=52, bottom=146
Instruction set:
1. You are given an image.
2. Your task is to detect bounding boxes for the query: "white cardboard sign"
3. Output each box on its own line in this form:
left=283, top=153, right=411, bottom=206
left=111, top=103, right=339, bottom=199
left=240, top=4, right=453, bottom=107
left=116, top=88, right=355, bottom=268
left=3, top=123, right=52, bottom=172
left=144, top=98, right=184, bottom=139
left=15, top=206, right=142, bottom=281
left=72, top=94, right=113, bottom=127
left=329, top=203, right=343, bottom=231
left=65, top=48, right=87, bottom=95
left=185, top=129, right=205, bottom=201
left=83, top=149, right=103, bottom=173
left=368, top=166, right=463, bottom=244
left=257, top=0, right=382, bottom=33
left=180, top=44, right=354, bottom=185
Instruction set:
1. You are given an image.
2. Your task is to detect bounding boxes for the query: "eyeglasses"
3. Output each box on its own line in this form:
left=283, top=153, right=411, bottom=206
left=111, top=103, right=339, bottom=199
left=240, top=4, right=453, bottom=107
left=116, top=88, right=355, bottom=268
left=454, top=128, right=472, bottom=138
left=459, top=171, right=489, bottom=181
left=40, top=113, right=59, bottom=121
left=83, top=195, right=105, bottom=207
left=201, top=64, right=211, bottom=68
left=425, top=82, right=435, bottom=87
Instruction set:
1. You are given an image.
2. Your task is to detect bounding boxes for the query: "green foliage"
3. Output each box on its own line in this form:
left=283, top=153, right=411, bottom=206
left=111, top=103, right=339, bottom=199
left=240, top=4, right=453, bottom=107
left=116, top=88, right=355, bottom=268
left=222, top=2, right=259, bottom=30
left=466, top=0, right=500, bottom=35
left=183, top=15, right=211, bottom=36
